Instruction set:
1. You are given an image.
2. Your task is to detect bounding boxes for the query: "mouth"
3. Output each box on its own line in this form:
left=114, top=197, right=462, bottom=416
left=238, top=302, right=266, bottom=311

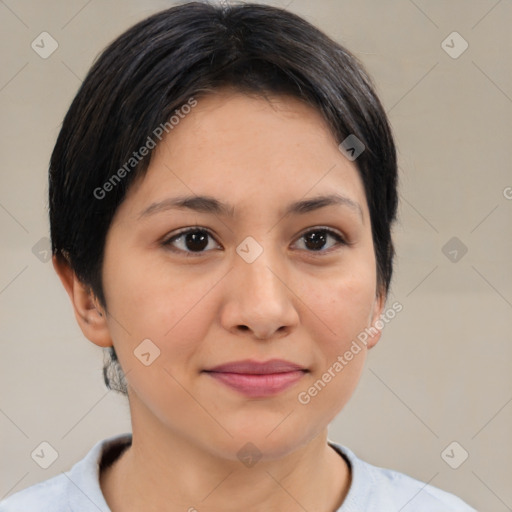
left=203, top=359, right=308, bottom=398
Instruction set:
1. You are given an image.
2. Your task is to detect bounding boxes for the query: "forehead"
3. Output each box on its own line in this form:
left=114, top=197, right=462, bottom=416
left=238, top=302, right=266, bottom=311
left=164, top=90, right=335, bottom=160
left=122, top=90, right=368, bottom=219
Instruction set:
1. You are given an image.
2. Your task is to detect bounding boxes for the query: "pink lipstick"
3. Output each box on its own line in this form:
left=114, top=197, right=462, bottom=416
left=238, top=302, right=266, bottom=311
left=204, top=359, right=307, bottom=398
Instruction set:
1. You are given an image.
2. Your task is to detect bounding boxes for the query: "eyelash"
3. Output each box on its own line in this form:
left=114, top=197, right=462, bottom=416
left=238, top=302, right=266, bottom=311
left=162, top=226, right=348, bottom=256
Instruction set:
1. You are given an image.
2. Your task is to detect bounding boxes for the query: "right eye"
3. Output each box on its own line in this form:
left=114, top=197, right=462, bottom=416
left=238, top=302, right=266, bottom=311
left=162, top=228, right=222, bottom=255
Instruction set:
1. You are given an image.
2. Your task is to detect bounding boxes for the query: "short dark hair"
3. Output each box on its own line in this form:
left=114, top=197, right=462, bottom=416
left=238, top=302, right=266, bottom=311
left=49, top=1, right=398, bottom=394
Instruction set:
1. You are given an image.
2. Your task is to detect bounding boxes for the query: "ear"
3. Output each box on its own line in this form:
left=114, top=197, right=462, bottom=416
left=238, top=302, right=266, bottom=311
left=52, top=255, right=112, bottom=348
left=366, top=290, right=386, bottom=349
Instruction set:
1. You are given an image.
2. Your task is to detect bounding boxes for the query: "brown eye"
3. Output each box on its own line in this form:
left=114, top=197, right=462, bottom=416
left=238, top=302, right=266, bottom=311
left=294, top=228, right=345, bottom=252
left=183, top=231, right=209, bottom=251
left=164, top=228, right=221, bottom=254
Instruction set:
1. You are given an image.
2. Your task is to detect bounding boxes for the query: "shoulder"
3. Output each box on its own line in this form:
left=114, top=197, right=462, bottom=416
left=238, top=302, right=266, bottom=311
left=0, top=473, right=69, bottom=512
left=0, top=433, right=132, bottom=512
left=329, top=441, right=477, bottom=512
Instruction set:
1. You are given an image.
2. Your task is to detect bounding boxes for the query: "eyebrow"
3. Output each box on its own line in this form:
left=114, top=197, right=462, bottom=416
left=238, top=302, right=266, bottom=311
left=139, top=193, right=363, bottom=221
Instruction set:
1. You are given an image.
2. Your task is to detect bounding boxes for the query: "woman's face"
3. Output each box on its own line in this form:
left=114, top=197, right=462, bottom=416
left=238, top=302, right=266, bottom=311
left=101, top=90, right=384, bottom=460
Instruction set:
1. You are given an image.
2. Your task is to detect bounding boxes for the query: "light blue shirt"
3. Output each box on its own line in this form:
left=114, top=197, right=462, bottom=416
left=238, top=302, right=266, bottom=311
left=0, top=433, right=477, bottom=511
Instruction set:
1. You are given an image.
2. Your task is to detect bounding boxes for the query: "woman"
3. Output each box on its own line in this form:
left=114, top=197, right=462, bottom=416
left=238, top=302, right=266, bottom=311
left=0, top=2, right=476, bottom=510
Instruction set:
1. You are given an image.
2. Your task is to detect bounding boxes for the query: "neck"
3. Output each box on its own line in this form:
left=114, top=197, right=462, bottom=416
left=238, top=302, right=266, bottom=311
left=101, top=409, right=351, bottom=512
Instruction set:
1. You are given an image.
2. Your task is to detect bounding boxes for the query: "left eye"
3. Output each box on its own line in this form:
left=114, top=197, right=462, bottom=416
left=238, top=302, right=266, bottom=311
left=293, top=228, right=346, bottom=252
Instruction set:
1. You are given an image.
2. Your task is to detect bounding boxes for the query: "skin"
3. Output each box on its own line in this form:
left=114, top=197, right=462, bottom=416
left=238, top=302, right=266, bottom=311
left=55, top=89, right=386, bottom=511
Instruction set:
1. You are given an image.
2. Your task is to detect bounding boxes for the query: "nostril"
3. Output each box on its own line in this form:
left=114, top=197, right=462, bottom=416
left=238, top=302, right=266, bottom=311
left=238, top=325, right=250, bottom=331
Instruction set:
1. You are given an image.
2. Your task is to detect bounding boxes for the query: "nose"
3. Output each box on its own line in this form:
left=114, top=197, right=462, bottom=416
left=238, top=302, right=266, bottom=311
left=220, top=249, right=299, bottom=340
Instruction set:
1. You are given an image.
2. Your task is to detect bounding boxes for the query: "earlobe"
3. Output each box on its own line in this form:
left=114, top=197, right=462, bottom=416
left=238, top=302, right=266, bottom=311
left=366, top=291, right=386, bottom=349
left=52, top=255, right=112, bottom=348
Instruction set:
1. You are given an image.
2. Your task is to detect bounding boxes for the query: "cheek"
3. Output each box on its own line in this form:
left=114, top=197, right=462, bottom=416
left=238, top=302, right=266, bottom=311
left=302, top=263, right=377, bottom=349
left=101, top=251, right=219, bottom=372
left=101, top=260, right=222, bottom=424
left=293, top=262, right=377, bottom=414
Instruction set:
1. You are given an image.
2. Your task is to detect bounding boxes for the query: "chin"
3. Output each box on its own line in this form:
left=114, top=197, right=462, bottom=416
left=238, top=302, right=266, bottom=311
left=207, top=413, right=320, bottom=462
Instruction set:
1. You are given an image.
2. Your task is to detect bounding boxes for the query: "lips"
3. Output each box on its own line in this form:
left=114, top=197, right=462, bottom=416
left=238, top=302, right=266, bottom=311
left=203, top=359, right=307, bottom=398
left=206, top=359, right=306, bottom=374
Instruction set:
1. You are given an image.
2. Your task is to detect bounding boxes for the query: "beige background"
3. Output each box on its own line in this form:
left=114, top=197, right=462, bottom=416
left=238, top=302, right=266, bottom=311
left=1, top=0, right=511, bottom=509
